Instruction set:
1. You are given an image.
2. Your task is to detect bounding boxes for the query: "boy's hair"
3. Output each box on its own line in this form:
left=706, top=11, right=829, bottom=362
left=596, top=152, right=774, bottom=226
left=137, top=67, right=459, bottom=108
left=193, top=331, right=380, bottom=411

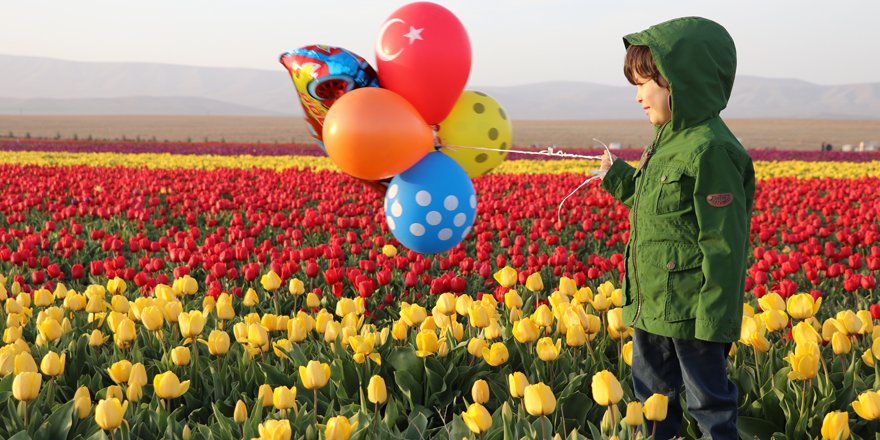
left=624, top=45, right=669, bottom=88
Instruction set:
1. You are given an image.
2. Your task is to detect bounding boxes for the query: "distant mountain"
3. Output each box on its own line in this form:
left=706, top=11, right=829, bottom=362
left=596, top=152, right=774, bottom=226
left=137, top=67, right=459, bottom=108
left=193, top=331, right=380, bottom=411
left=1, top=54, right=878, bottom=119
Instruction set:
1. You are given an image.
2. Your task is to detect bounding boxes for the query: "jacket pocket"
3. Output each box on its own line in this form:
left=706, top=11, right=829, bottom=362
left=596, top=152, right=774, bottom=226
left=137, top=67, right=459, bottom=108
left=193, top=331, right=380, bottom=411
left=660, top=243, right=704, bottom=321
left=654, top=168, right=686, bottom=214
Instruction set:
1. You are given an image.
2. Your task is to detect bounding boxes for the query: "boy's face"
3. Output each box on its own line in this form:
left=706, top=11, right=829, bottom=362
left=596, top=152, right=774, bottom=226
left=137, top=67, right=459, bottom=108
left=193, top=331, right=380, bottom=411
left=633, top=73, right=671, bottom=126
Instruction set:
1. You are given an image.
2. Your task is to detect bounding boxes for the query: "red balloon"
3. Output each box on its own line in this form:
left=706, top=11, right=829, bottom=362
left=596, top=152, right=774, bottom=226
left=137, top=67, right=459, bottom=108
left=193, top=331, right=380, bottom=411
left=375, top=2, right=471, bottom=124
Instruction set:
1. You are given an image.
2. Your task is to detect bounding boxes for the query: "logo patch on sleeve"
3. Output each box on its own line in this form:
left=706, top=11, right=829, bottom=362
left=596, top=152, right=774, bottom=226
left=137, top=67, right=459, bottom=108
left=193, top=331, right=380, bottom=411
left=706, top=193, right=733, bottom=207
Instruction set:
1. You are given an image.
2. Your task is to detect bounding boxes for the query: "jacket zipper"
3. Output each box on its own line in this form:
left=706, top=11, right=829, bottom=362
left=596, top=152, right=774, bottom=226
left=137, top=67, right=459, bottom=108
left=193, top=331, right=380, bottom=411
left=629, top=122, right=667, bottom=326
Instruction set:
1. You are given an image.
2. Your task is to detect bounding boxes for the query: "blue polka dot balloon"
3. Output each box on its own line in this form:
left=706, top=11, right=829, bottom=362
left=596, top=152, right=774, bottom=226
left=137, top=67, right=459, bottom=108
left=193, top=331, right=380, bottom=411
left=384, top=152, right=477, bottom=254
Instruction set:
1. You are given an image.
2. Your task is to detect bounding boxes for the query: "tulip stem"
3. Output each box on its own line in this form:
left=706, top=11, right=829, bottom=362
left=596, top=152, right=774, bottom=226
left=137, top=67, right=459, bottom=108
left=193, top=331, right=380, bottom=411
left=651, top=422, right=657, bottom=439
left=541, top=415, right=548, bottom=440
left=22, top=401, right=27, bottom=427
left=313, top=388, right=318, bottom=431
left=753, top=348, right=762, bottom=398
left=373, top=401, right=379, bottom=439
left=273, top=291, right=279, bottom=315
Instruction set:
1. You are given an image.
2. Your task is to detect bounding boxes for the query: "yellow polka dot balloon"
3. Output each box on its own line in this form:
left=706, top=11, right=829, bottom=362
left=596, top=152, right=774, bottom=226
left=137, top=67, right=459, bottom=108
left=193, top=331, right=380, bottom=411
left=436, top=90, right=512, bottom=178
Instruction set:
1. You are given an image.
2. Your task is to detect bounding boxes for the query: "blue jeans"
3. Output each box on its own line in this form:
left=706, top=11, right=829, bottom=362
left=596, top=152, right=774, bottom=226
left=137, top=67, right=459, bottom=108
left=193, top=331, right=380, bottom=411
left=632, top=328, right=738, bottom=439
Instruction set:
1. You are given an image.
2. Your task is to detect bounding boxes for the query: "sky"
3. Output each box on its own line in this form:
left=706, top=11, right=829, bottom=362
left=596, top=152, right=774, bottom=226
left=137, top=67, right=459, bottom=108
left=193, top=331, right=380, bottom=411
left=2, top=0, right=878, bottom=88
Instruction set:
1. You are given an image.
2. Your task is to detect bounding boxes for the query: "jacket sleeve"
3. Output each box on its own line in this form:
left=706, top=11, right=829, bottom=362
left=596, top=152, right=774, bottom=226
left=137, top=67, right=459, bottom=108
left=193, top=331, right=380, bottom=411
left=599, top=158, right=637, bottom=208
left=693, top=146, right=754, bottom=342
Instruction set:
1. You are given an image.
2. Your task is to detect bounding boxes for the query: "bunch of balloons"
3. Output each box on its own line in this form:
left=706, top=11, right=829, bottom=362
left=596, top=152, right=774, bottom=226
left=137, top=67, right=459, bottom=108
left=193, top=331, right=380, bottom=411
left=280, top=2, right=512, bottom=254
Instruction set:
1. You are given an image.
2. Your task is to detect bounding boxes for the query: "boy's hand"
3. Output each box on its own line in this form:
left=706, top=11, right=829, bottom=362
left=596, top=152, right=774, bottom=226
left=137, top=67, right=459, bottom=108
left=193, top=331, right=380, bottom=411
left=600, top=147, right=617, bottom=174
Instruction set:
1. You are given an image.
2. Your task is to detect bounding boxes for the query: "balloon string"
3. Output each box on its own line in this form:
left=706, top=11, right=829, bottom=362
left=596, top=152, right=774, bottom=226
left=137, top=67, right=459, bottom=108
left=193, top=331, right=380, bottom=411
left=440, top=139, right=614, bottom=227
left=557, top=175, right=601, bottom=225
left=439, top=143, right=603, bottom=160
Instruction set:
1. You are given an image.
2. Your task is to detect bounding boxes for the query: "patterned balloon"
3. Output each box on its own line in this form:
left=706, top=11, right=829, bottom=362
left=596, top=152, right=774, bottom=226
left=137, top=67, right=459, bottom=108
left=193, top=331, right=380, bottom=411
left=279, top=45, right=379, bottom=153
left=437, top=90, right=512, bottom=178
left=384, top=152, right=477, bottom=254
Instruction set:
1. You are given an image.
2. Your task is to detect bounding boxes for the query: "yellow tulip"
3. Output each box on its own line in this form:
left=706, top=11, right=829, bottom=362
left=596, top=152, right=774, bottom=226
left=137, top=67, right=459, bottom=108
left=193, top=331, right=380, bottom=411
left=140, top=306, right=164, bottom=331
left=643, top=393, right=669, bottom=421
left=288, top=278, right=305, bottom=295
left=536, top=337, right=561, bottom=362
left=820, top=411, right=850, bottom=440
left=73, top=386, right=91, bottom=419
left=113, top=317, right=136, bottom=348
left=864, top=347, right=875, bottom=367
left=532, top=304, right=554, bottom=328
left=273, top=385, right=296, bottom=411
left=350, top=334, right=381, bottom=365
left=243, top=288, right=259, bottom=307
left=324, top=415, right=352, bottom=440
left=467, top=338, right=487, bottom=359
left=525, top=272, right=544, bottom=292
left=171, top=346, right=191, bottom=366
left=413, top=327, right=442, bottom=356
left=566, top=323, right=587, bottom=347
left=484, top=321, right=503, bottom=340
left=12, top=371, right=42, bottom=401
left=233, top=399, right=248, bottom=423
left=107, top=277, right=127, bottom=295
left=106, top=385, right=123, bottom=401
left=111, top=295, right=130, bottom=313
left=493, top=266, right=517, bottom=288
left=127, top=382, right=143, bottom=402
left=852, top=390, right=880, bottom=421
left=609, top=288, right=624, bottom=307
left=259, top=419, right=292, bottom=440
left=832, top=332, right=852, bottom=355
left=461, top=403, right=492, bottom=434
left=258, top=384, right=273, bottom=407
left=163, top=301, right=183, bottom=323
left=607, top=308, right=628, bottom=333
left=786, top=293, right=821, bottom=320
left=38, top=318, right=63, bottom=342
left=247, top=323, right=269, bottom=351
left=94, top=398, right=128, bottom=431
left=299, top=360, right=331, bottom=390
left=757, top=292, right=785, bottom=312
left=482, top=342, right=509, bottom=367
left=467, top=302, right=491, bottom=329
left=759, top=309, right=789, bottom=332
left=785, top=342, right=820, bottom=381
left=40, top=351, right=66, bottom=377
left=382, top=244, right=398, bottom=257
left=273, top=338, right=292, bottom=360
left=129, top=363, right=147, bottom=387
left=216, top=294, right=235, bottom=321
left=857, top=310, right=874, bottom=335
left=835, top=310, right=862, bottom=335
left=455, top=295, right=473, bottom=316
left=306, top=292, right=321, bottom=309
left=591, top=370, right=623, bottom=406
left=740, top=315, right=771, bottom=353
left=513, top=317, right=540, bottom=343
left=261, top=270, right=282, bottom=291
left=391, top=319, right=408, bottom=341
left=792, top=321, right=822, bottom=346
left=622, top=341, right=633, bottom=366
left=204, top=330, right=229, bottom=356
left=33, top=288, right=54, bottom=307
left=509, top=371, right=529, bottom=398
left=401, top=303, right=427, bottom=326
left=260, top=313, right=278, bottom=332
left=107, top=360, right=132, bottom=384
left=178, top=310, right=206, bottom=338
left=591, top=292, right=611, bottom=312
left=63, top=292, right=86, bottom=311
left=153, top=371, right=190, bottom=399
left=743, top=303, right=755, bottom=317
left=472, top=379, right=490, bottom=404
left=435, top=292, right=457, bottom=315
left=174, top=275, right=199, bottom=296
left=3, top=326, right=22, bottom=344
left=523, top=382, right=556, bottom=416
left=368, top=375, right=387, bottom=404
left=623, top=401, right=644, bottom=426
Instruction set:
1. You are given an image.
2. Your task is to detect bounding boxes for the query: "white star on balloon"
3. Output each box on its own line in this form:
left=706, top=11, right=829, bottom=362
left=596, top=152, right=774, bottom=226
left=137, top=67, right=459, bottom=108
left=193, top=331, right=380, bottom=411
left=403, top=26, right=424, bottom=44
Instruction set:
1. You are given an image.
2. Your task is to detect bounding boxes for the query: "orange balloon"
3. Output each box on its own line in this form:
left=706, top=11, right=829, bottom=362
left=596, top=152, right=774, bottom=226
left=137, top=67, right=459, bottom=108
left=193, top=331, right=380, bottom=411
left=323, top=88, right=434, bottom=181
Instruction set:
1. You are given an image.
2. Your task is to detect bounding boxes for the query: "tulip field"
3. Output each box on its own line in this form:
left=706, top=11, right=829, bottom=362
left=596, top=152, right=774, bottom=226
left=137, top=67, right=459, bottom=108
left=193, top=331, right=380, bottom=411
left=3, top=138, right=880, bottom=440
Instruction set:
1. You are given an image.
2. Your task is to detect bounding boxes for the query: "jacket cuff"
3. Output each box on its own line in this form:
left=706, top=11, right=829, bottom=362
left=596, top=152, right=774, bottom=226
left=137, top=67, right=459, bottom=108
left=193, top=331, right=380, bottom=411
left=600, top=158, right=635, bottom=199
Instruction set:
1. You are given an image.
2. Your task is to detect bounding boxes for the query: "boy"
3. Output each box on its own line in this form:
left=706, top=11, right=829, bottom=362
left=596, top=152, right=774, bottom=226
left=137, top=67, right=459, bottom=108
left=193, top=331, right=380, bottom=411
left=598, top=17, right=755, bottom=439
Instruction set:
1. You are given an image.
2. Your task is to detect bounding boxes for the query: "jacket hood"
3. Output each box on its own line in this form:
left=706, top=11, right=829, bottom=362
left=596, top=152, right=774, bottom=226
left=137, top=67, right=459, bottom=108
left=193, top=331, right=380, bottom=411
left=624, top=17, right=736, bottom=131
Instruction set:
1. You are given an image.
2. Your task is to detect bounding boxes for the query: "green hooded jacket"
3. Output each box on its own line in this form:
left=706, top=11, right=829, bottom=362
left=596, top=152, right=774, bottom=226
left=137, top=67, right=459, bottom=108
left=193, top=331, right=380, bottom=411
left=600, top=17, right=756, bottom=343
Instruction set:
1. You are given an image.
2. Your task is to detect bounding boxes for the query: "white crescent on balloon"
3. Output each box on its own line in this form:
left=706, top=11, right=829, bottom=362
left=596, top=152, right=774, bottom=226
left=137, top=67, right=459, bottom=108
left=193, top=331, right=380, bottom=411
left=376, top=18, right=405, bottom=62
